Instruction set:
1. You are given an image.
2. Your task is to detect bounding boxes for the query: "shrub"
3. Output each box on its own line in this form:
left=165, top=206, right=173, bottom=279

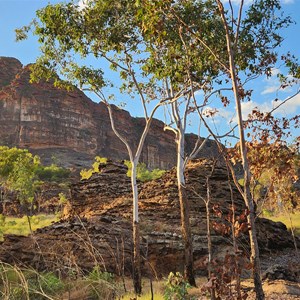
left=0, top=264, right=65, bottom=300
left=80, top=156, right=108, bottom=180
left=88, top=266, right=114, bottom=283
left=35, top=164, right=70, bottom=182
left=0, top=214, right=5, bottom=239
left=29, top=271, right=64, bottom=297
left=87, top=266, right=118, bottom=299
left=125, top=161, right=166, bottom=182
left=80, top=156, right=166, bottom=182
left=164, top=272, right=194, bottom=300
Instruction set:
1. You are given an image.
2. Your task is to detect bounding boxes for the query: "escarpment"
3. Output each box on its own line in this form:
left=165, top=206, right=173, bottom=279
left=0, top=56, right=219, bottom=170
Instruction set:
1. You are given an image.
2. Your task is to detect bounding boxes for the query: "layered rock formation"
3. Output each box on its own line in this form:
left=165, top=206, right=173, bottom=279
left=0, top=56, right=219, bottom=170
left=0, top=159, right=297, bottom=278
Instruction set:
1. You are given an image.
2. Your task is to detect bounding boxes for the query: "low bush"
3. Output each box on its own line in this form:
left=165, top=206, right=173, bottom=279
left=125, top=161, right=166, bottom=182
left=35, top=164, right=70, bottom=182
left=164, top=272, right=194, bottom=300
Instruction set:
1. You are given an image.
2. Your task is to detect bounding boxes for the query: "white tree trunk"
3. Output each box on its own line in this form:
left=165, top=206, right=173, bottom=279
left=131, top=160, right=139, bottom=223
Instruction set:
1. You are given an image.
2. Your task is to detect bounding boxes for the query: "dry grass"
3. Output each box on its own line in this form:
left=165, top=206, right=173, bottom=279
left=0, top=214, right=57, bottom=239
left=120, top=276, right=210, bottom=300
left=267, top=211, right=300, bottom=236
left=119, top=278, right=164, bottom=299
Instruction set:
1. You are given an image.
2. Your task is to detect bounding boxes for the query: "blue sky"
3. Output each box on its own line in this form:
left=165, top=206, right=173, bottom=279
left=0, top=0, right=299, bottom=141
left=1, top=0, right=299, bottom=65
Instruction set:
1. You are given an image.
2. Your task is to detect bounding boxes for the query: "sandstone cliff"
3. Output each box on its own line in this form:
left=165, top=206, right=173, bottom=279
left=0, top=56, right=219, bottom=170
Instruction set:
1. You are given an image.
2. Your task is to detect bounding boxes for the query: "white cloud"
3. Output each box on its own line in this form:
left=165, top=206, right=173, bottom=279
left=261, top=86, right=280, bottom=95
left=261, top=68, right=295, bottom=95
left=216, top=107, right=236, bottom=123
left=202, top=106, right=235, bottom=125
left=241, top=93, right=300, bottom=119
left=270, top=68, right=280, bottom=76
left=272, top=94, right=300, bottom=115
left=282, top=0, right=294, bottom=3
left=198, top=93, right=300, bottom=135
left=194, top=90, right=204, bottom=97
left=241, top=100, right=269, bottom=120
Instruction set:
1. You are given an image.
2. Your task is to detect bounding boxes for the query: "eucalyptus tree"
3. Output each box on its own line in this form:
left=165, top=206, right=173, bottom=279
left=0, top=146, right=41, bottom=232
left=136, top=0, right=228, bottom=286
left=214, top=1, right=298, bottom=298
left=16, top=0, right=170, bottom=294
left=146, top=0, right=299, bottom=299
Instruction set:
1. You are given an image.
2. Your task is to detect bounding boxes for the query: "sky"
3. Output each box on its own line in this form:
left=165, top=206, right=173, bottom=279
left=0, top=0, right=299, bottom=142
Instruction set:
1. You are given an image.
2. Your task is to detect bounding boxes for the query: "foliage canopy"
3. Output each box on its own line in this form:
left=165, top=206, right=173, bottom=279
left=0, top=146, right=70, bottom=204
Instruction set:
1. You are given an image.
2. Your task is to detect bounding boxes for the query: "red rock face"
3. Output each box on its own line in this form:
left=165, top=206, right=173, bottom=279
left=0, top=57, right=219, bottom=169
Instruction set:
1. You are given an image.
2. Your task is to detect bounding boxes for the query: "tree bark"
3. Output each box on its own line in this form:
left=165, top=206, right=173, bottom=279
left=177, top=131, right=196, bottom=286
left=131, top=163, right=142, bottom=295
left=133, top=220, right=141, bottom=295
left=233, top=57, right=265, bottom=300
left=232, top=57, right=265, bottom=300
left=216, top=2, right=265, bottom=298
left=205, top=180, right=216, bottom=300
left=178, top=183, right=196, bottom=286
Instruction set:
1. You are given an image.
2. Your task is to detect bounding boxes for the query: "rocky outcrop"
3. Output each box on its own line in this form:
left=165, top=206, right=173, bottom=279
left=0, top=159, right=297, bottom=278
left=263, top=264, right=299, bottom=282
left=0, top=217, right=133, bottom=276
left=0, top=56, right=219, bottom=170
left=69, top=159, right=247, bottom=235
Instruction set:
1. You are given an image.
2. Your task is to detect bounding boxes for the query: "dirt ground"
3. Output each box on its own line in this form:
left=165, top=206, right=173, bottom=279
left=190, top=248, right=300, bottom=299
left=247, top=248, right=300, bottom=300
left=63, top=248, right=300, bottom=299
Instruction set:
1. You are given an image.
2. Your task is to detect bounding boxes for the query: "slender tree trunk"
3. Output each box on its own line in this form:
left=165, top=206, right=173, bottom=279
left=131, top=162, right=142, bottom=295
left=284, top=207, right=299, bottom=256
left=150, top=278, right=154, bottom=300
left=177, top=131, right=196, bottom=286
left=205, top=181, right=216, bottom=300
left=133, top=220, right=141, bottom=295
left=205, top=199, right=212, bottom=278
left=205, top=177, right=213, bottom=278
left=231, top=61, right=264, bottom=300
left=216, top=2, right=265, bottom=298
left=105, top=103, right=162, bottom=295
left=231, top=44, right=265, bottom=300
left=27, top=215, right=33, bottom=235
left=228, top=171, right=242, bottom=299
left=204, top=162, right=220, bottom=299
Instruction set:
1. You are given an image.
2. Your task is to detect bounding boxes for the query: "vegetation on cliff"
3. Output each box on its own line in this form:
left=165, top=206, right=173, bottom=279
left=80, top=156, right=166, bottom=182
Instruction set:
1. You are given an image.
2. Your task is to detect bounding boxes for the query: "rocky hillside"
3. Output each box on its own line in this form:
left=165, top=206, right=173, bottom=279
left=0, top=159, right=297, bottom=278
left=0, top=56, right=219, bottom=170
